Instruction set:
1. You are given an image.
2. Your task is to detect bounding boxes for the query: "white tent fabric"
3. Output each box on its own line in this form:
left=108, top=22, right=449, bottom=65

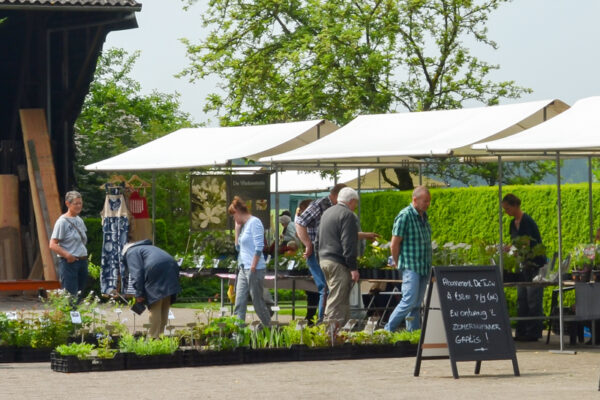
left=270, top=169, right=446, bottom=193
left=85, top=120, right=338, bottom=171
left=472, top=96, right=600, bottom=152
left=260, top=99, right=568, bottom=165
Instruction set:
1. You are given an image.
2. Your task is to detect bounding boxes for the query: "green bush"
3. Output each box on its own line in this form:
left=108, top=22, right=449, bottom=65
left=360, top=183, right=600, bottom=258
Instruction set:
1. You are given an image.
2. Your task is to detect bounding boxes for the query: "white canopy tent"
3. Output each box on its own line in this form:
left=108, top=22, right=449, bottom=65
left=473, top=97, right=600, bottom=153
left=84, top=119, right=339, bottom=310
left=473, top=96, right=600, bottom=354
left=270, top=169, right=445, bottom=193
left=85, top=119, right=339, bottom=171
left=261, top=99, right=569, bottom=166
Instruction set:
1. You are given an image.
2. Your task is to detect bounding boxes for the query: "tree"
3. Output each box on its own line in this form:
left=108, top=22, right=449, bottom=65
left=180, top=0, right=551, bottom=187
left=74, top=48, right=194, bottom=243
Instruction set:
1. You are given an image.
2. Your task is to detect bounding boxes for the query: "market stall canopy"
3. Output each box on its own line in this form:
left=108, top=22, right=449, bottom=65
left=260, top=99, right=569, bottom=166
left=270, top=169, right=446, bottom=193
left=85, top=120, right=338, bottom=171
left=472, top=96, right=600, bottom=153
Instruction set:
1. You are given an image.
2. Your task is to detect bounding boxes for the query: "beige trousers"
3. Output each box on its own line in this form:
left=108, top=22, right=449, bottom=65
left=320, top=259, right=353, bottom=327
left=148, top=297, right=171, bottom=338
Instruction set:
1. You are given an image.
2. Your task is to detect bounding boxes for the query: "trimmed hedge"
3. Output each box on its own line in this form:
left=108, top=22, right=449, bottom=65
left=360, top=183, right=600, bottom=256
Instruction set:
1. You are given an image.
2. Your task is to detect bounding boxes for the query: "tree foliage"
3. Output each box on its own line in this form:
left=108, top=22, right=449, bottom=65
left=74, top=48, right=194, bottom=238
left=181, top=0, right=551, bottom=187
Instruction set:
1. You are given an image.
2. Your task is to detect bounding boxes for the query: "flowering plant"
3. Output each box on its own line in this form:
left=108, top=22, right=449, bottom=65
left=571, top=243, right=598, bottom=270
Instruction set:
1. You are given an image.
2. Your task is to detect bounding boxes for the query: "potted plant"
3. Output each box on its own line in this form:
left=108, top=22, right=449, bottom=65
left=571, top=244, right=594, bottom=282
left=119, top=334, right=183, bottom=369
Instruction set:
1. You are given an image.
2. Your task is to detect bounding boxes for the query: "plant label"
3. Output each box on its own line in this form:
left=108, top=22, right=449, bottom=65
left=196, top=255, right=205, bottom=269
left=248, top=306, right=255, bottom=312
left=6, top=311, right=17, bottom=320
left=168, top=309, right=175, bottom=320
left=295, top=320, right=307, bottom=331
left=220, top=307, right=228, bottom=313
left=271, top=306, right=280, bottom=312
left=70, top=311, right=82, bottom=324
left=115, top=308, right=122, bottom=314
left=287, top=260, right=296, bottom=270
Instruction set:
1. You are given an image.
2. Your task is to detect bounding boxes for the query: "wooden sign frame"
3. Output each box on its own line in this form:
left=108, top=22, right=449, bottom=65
left=414, top=266, right=519, bottom=379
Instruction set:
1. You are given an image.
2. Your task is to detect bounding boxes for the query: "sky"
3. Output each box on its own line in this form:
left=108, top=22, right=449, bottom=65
left=104, top=0, right=600, bottom=127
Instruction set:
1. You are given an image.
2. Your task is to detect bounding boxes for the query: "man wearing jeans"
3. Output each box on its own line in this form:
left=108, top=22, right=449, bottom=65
left=296, top=183, right=347, bottom=323
left=385, top=186, right=432, bottom=332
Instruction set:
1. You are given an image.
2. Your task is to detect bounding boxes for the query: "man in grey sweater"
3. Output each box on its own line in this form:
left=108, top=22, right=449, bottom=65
left=318, top=187, right=360, bottom=327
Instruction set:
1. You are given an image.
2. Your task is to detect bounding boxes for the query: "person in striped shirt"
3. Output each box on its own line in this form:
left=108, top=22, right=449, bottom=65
left=384, top=186, right=432, bottom=332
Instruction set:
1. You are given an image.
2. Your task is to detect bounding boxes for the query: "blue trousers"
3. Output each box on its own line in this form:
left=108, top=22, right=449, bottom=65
left=384, top=269, right=428, bottom=332
left=307, top=253, right=328, bottom=322
left=58, top=258, right=88, bottom=301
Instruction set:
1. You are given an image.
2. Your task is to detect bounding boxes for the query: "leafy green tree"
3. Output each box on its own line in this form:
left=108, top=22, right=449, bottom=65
left=180, top=0, right=551, bottom=187
left=74, top=48, right=194, bottom=246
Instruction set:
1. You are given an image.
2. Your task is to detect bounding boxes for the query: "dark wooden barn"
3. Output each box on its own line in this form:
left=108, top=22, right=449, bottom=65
left=0, top=0, right=141, bottom=288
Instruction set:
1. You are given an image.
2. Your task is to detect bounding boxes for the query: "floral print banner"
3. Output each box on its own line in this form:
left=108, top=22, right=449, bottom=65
left=190, top=174, right=270, bottom=231
left=190, top=176, right=228, bottom=231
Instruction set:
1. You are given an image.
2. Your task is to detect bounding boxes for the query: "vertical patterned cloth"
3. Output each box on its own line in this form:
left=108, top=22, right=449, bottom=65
left=100, top=188, right=131, bottom=294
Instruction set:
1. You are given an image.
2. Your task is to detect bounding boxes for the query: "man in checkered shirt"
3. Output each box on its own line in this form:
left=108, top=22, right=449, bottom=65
left=384, top=186, right=432, bottom=332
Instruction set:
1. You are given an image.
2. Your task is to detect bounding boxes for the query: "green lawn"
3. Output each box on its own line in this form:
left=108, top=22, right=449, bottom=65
left=173, top=301, right=307, bottom=317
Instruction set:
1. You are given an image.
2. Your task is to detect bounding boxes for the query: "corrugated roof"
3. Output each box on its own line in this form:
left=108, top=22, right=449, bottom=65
left=0, top=0, right=141, bottom=9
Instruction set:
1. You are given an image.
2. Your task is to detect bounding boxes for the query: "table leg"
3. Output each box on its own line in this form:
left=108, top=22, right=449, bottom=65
left=292, top=279, right=296, bottom=320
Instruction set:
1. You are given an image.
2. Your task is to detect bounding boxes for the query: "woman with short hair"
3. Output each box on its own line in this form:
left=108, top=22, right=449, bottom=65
left=49, top=191, right=88, bottom=300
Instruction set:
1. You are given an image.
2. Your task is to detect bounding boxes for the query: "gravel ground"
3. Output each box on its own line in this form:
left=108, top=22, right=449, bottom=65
left=2, top=294, right=599, bottom=400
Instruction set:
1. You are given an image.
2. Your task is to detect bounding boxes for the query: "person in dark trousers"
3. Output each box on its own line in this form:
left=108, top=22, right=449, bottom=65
left=318, top=187, right=360, bottom=327
left=122, top=239, right=181, bottom=338
left=502, top=193, right=545, bottom=341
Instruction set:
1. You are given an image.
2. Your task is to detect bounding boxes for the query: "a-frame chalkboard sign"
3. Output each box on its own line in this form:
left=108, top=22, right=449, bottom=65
left=414, top=266, right=519, bottom=379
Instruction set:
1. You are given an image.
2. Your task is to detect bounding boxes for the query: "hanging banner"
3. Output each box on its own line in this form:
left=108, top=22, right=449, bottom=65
left=229, top=174, right=270, bottom=229
left=190, top=174, right=270, bottom=231
left=190, top=175, right=228, bottom=231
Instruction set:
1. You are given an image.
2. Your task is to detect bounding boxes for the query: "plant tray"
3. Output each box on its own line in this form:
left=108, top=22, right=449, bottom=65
left=15, top=347, right=52, bottom=362
left=351, top=343, right=416, bottom=359
left=51, top=354, right=93, bottom=373
left=90, top=354, right=126, bottom=371
left=244, top=347, right=296, bottom=364
left=294, top=345, right=352, bottom=362
left=0, top=346, right=17, bottom=363
left=125, top=351, right=184, bottom=370
left=183, top=348, right=244, bottom=367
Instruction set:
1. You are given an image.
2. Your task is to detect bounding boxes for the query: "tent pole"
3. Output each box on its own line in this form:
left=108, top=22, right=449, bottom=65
left=357, top=168, right=361, bottom=222
left=274, top=166, right=279, bottom=318
left=589, top=155, right=594, bottom=243
left=152, top=171, right=156, bottom=244
left=550, top=151, right=574, bottom=354
left=419, top=164, right=423, bottom=186
left=498, top=156, right=504, bottom=274
left=334, top=163, right=338, bottom=184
